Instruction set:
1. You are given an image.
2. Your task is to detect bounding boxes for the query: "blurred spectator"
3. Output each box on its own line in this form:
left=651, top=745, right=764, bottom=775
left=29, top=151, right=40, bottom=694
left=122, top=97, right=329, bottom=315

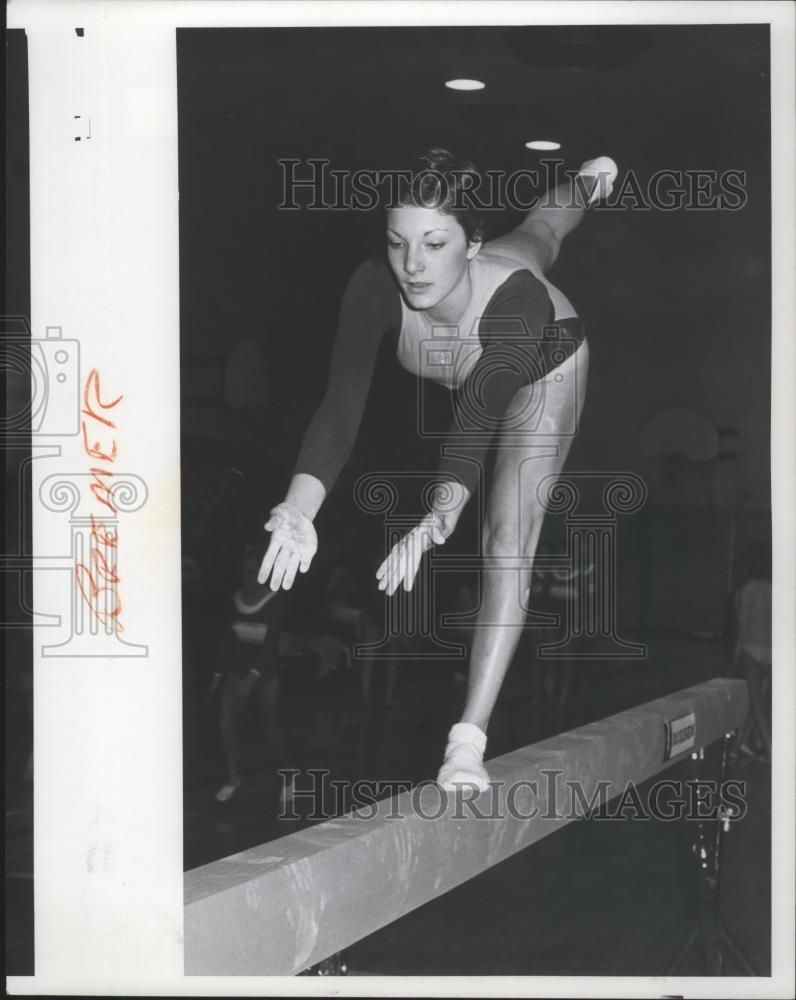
left=208, top=544, right=294, bottom=804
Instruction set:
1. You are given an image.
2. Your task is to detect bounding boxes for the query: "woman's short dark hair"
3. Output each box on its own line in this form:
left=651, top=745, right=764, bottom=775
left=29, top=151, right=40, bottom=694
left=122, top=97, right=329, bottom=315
left=395, top=147, right=486, bottom=244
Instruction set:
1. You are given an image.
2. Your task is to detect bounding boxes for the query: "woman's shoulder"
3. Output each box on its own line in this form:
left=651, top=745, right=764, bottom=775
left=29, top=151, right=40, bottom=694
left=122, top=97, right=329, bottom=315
left=476, top=251, right=546, bottom=292
left=480, top=259, right=553, bottom=319
left=348, top=254, right=396, bottom=294
left=342, top=255, right=401, bottom=328
left=492, top=263, right=547, bottom=295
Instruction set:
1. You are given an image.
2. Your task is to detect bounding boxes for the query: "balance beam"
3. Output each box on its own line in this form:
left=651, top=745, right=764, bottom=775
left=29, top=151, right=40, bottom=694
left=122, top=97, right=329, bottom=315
left=184, top=678, right=747, bottom=975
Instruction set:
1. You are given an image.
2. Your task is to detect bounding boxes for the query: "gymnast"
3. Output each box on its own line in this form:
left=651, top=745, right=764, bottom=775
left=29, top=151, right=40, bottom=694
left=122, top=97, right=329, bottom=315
left=259, top=148, right=617, bottom=790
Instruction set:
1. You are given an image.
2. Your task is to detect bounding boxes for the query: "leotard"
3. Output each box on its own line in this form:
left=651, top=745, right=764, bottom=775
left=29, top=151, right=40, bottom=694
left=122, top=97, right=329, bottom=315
left=294, top=252, right=585, bottom=496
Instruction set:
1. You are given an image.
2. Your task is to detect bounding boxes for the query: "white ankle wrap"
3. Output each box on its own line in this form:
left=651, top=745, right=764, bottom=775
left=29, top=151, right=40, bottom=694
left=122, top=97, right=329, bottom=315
left=436, top=722, right=490, bottom=792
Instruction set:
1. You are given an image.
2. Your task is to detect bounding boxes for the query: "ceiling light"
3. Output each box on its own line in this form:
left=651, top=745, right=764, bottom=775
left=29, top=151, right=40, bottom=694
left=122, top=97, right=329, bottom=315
left=444, top=79, right=485, bottom=91
left=525, top=140, right=562, bottom=151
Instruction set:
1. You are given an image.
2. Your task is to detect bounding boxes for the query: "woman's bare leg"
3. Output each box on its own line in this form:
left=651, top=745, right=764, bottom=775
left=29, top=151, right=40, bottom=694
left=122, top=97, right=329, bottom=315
left=461, top=161, right=613, bottom=718
left=485, top=156, right=617, bottom=320
left=438, top=341, right=589, bottom=788
left=458, top=342, right=589, bottom=733
left=437, top=158, right=613, bottom=787
left=438, top=158, right=607, bottom=784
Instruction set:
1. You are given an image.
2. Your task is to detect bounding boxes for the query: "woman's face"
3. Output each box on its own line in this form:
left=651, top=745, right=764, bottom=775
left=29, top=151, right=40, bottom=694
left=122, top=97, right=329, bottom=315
left=386, top=205, right=480, bottom=314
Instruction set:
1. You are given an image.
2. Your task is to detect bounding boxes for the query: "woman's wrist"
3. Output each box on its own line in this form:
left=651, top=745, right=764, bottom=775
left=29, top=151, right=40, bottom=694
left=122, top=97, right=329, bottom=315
left=429, top=481, right=470, bottom=539
left=284, top=473, right=327, bottom=521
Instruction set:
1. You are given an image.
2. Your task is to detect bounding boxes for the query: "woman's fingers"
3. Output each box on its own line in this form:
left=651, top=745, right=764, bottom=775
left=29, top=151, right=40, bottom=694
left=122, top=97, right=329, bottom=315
left=404, top=541, right=422, bottom=591
left=269, top=546, right=293, bottom=591
left=375, top=515, right=445, bottom=595
left=258, top=535, right=281, bottom=585
left=409, top=535, right=423, bottom=589
left=394, top=536, right=417, bottom=595
left=376, top=528, right=431, bottom=595
left=280, top=551, right=302, bottom=591
left=396, top=537, right=412, bottom=592
left=395, top=542, right=408, bottom=591
left=402, top=535, right=423, bottom=592
left=382, top=544, right=402, bottom=596
left=377, top=546, right=398, bottom=591
left=383, top=553, right=398, bottom=596
left=260, top=540, right=312, bottom=587
left=260, top=504, right=317, bottom=584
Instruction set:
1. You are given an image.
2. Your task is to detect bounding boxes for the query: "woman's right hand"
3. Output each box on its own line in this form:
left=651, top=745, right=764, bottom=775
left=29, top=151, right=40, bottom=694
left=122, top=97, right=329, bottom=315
left=258, top=501, right=318, bottom=590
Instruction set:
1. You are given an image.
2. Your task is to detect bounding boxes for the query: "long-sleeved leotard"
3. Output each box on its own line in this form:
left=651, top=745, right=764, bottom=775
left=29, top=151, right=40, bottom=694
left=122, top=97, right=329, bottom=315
left=294, top=253, right=585, bottom=497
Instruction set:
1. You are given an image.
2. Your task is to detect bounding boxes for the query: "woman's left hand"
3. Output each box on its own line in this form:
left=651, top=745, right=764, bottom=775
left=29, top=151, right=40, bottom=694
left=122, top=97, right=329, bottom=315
left=376, top=513, right=448, bottom=596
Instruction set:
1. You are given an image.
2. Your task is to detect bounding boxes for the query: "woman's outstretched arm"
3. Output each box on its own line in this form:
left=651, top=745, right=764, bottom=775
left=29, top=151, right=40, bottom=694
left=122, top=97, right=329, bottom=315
left=259, top=258, right=398, bottom=590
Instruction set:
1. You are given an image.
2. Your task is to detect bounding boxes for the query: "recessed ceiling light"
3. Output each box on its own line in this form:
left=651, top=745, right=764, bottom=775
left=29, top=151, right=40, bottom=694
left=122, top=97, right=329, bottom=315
left=525, top=140, right=562, bottom=151
left=444, top=79, right=486, bottom=91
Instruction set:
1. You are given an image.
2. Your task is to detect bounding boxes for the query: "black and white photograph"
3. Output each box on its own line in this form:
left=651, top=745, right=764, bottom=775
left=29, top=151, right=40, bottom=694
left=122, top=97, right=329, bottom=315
left=4, top=1, right=795, bottom=995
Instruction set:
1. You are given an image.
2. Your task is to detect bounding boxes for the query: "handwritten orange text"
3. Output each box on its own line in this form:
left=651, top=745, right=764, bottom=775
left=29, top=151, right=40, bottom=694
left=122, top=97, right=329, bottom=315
left=75, top=369, right=125, bottom=632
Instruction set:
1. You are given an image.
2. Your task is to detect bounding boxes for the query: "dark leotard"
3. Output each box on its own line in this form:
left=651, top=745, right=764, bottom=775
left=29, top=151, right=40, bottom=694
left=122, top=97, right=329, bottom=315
left=220, top=589, right=286, bottom=684
left=294, top=254, right=584, bottom=496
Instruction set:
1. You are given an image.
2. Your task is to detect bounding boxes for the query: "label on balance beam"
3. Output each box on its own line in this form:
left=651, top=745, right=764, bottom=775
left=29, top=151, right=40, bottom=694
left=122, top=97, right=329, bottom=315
left=663, top=712, right=697, bottom=760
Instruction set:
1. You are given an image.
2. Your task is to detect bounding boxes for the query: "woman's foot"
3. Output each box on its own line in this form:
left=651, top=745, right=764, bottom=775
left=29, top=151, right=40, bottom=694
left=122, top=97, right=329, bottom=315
left=215, top=781, right=241, bottom=803
left=578, top=156, right=618, bottom=204
left=436, top=722, right=490, bottom=792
